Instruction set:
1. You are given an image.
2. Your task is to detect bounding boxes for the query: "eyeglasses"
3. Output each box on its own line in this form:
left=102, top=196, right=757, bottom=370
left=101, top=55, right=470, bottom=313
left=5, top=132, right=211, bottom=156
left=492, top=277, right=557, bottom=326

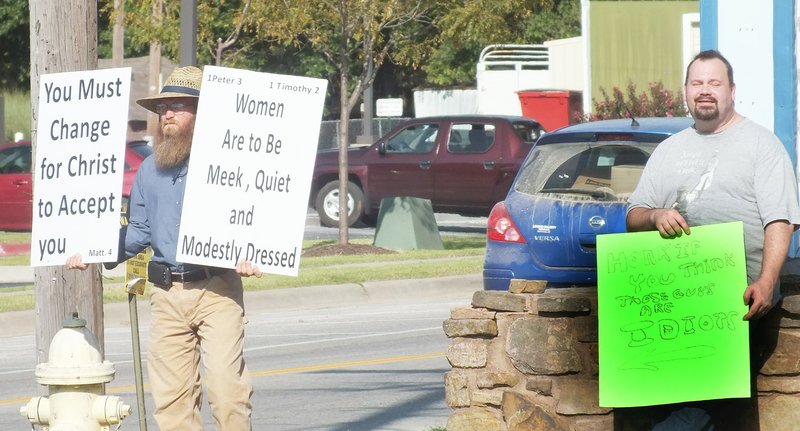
left=155, top=102, right=195, bottom=115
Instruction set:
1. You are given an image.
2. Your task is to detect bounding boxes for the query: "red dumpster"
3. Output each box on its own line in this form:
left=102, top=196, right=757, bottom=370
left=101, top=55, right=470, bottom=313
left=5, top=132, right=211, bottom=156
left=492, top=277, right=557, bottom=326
left=517, top=90, right=583, bottom=131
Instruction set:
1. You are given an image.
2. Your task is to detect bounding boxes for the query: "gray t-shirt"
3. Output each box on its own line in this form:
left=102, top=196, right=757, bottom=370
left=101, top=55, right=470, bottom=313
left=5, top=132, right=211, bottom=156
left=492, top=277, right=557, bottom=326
left=628, top=117, right=800, bottom=289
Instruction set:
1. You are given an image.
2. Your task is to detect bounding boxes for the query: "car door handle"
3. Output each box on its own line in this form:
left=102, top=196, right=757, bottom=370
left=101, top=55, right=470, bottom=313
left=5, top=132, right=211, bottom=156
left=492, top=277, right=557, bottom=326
left=14, top=180, right=30, bottom=186
left=483, top=161, right=495, bottom=170
left=420, top=160, right=431, bottom=169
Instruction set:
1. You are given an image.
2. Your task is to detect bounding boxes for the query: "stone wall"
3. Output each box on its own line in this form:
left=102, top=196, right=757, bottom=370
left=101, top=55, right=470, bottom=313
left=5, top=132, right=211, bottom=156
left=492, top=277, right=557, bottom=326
left=443, top=279, right=800, bottom=431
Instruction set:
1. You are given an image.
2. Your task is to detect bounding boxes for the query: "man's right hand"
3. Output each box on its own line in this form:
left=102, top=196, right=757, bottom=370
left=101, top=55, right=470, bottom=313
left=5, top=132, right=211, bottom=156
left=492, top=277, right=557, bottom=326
left=627, top=207, right=691, bottom=238
left=650, top=208, right=691, bottom=238
left=66, top=253, right=88, bottom=270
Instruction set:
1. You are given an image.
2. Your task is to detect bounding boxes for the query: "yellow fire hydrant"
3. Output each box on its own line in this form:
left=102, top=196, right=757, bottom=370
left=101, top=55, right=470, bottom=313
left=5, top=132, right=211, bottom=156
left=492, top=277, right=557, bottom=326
left=20, top=313, right=131, bottom=430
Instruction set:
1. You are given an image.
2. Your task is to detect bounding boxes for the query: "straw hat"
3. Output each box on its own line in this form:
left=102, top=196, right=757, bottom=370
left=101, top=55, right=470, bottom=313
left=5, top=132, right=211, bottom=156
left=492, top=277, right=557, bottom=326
left=136, top=66, right=202, bottom=113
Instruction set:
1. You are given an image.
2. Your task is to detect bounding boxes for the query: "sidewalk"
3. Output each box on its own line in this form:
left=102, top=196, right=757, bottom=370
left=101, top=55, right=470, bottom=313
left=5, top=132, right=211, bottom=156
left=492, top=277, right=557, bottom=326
left=0, top=262, right=127, bottom=285
left=0, top=263, right=481, bottom=338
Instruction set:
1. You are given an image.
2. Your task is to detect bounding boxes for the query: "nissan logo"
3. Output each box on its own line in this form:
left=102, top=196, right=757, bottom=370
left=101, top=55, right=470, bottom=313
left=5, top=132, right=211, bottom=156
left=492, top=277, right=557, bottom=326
left=588, top=216, right=606, bottom=230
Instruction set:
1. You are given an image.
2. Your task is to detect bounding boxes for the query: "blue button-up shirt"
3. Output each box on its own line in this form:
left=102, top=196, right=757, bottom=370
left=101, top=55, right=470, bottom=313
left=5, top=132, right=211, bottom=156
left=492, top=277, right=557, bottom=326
left=124, top=155, right=196, bottom=272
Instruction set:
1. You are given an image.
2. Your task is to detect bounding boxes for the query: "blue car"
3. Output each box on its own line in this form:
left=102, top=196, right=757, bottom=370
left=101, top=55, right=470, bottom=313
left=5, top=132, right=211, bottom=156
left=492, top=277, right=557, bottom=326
left=483, top=117, right=694, bottom=290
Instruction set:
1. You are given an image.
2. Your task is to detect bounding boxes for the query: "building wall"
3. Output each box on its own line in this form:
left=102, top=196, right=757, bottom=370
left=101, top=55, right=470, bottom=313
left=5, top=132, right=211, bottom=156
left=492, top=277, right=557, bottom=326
left=589, top=1, right=699, bottom=104
left=412, top=88, right=478, bottom=117
left=545, top=37, right=584, bottom=92
left=476, top=45, right=552, bottom=116
left=412, top=39, right=584, bottom=118
left=701, top=0, right=797, bottom=166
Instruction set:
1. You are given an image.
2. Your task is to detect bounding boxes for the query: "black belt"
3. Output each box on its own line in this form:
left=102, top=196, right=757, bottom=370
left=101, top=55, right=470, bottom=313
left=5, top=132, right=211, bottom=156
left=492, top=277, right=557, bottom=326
left=147, top=261, right=228, bottom=287
left=171, top=267, right=228, bottom=283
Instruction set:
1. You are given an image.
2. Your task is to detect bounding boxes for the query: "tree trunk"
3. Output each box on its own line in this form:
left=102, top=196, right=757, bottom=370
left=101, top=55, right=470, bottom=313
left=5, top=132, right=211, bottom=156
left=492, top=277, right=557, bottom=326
left=337, top=72, right=350, bottom=244
left=112, top=0, right=125, bottom=68
left=29, top=0, right=104, bottom=366
left=146, top=0, right=163, bottom=141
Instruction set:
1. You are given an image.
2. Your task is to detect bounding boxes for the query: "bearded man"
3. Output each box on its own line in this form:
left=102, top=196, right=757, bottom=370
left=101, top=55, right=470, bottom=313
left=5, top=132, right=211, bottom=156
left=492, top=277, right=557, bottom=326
left=627, top=50, right=800, bottom=321
left=626, top=50, right=800, bottom=428
left=69, top=66, right=259, bottom=430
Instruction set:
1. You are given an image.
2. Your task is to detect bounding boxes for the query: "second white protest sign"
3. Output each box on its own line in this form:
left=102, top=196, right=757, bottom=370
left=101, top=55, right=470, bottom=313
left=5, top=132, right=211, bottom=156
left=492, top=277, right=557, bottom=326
left=177, top=66, right=327, bottom=276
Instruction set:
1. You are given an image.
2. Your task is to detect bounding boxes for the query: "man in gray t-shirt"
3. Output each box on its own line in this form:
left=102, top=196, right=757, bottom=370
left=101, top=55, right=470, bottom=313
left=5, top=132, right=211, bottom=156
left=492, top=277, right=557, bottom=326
left=627, top=50, right=800, bottom=322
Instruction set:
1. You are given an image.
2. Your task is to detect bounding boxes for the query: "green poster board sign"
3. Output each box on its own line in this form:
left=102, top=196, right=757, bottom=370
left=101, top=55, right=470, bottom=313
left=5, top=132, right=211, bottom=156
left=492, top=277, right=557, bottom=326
left=597, top=222, right=750, bottom=407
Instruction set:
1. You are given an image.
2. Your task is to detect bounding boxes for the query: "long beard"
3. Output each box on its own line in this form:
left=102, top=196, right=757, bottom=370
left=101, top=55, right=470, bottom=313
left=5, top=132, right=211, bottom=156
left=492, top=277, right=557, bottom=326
left=154, top=121, right=193, bottom=169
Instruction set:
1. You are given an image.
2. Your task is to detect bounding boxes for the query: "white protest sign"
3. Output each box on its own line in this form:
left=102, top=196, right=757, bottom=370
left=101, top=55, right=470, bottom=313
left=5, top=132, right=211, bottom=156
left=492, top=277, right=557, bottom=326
left=177, top=66, right=327, bottom=276
left=31, top=68, right=131, bottom=267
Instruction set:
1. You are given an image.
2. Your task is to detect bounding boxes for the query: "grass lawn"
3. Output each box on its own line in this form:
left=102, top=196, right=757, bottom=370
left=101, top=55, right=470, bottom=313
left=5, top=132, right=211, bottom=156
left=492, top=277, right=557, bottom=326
left=0, top=234, right=486, bottom=313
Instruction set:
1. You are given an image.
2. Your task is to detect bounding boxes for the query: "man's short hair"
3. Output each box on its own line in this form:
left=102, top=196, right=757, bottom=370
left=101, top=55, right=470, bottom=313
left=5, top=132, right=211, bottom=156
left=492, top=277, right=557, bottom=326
left=684, top=49, right=735, bottom=86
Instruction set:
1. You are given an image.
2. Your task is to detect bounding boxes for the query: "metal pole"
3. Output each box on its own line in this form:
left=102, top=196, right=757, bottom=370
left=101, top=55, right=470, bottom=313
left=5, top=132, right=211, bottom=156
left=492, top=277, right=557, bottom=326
left=127, top=280, right=148, bottom=430
left=180, top=0, right=197, bottom=66
left=363, top=60, right=374, bottom=136
left=361, top=58, right=374, bottom=144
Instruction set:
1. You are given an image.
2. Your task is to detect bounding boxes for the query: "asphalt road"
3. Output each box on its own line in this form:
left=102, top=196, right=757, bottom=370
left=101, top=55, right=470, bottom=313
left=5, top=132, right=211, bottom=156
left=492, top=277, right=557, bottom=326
left=0, top=211, right=487, bottom=430
left=0, top=286, right=475, bottom=431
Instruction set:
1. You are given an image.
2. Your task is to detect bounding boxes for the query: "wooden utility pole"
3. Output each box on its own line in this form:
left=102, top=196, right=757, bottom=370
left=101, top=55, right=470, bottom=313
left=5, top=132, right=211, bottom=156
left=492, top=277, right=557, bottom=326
left=29, top=0, right=104, bottom=364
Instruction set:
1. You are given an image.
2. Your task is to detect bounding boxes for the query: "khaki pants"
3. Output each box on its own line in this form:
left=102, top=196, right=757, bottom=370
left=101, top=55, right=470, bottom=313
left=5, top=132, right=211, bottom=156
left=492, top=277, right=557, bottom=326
left=147, top=271, right=252, bottom=430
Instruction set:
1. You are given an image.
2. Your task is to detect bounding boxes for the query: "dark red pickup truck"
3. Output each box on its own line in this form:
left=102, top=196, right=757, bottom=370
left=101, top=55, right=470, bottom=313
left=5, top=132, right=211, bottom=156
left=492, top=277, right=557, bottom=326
left=310, top=115, right=545, bottom=227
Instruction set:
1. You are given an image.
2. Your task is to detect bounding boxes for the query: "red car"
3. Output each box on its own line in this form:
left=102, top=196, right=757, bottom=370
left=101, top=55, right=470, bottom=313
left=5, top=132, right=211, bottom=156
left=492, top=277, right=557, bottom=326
left=0, top=140, right=152, bottom=231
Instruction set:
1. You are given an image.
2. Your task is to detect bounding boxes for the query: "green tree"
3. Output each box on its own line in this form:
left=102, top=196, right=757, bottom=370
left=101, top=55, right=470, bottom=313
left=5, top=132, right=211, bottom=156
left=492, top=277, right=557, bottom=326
left=97, top=0, right=148, bottom=59
left=417, top=0, right=580, bottom=86
left=248, top=0, right=434, bottom=244
left=118, top=0, right=256, bottom=67
left=523, top=0, right=581, bottom=43
left=0, top=0, right=587, bottom=97
left=0, top=0, right=30, bottom=90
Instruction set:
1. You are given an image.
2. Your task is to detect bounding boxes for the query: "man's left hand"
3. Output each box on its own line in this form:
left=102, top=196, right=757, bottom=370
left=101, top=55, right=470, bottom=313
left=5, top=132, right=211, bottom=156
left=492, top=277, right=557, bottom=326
left=743, top=278, right=775, bottom=320
left=66, top=253, right=89, bottom=271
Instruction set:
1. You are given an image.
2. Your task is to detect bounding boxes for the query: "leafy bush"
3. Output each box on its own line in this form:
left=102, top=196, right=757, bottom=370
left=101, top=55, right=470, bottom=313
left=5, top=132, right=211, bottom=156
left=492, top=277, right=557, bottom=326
left=581, top=81, right=688, bottom=122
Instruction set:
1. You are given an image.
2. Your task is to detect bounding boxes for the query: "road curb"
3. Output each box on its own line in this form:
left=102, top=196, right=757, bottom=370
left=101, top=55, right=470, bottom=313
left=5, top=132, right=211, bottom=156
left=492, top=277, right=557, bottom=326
left=246, top=273, right=482, bottom=312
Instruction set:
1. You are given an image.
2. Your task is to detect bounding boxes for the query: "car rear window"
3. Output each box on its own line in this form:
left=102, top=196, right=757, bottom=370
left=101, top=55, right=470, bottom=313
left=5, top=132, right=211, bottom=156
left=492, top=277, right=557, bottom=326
left=514, top=142, right=656, bottom=202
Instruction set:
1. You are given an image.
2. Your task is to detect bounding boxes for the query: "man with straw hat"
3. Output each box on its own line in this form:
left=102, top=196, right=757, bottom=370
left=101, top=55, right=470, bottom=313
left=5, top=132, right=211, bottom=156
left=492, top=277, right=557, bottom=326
left=69, top=66, right=259, bottom=430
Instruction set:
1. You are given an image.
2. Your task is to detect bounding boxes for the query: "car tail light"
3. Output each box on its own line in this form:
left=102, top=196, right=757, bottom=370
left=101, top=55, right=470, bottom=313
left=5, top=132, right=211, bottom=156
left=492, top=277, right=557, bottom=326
left=487, top=201, right=525, bottom=243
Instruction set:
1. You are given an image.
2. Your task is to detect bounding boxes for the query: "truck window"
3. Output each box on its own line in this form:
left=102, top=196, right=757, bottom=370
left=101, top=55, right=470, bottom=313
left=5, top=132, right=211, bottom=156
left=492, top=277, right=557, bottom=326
left=386, top=124, right=438, bottom=153
left=512, top=122, right=543, bottom=143
left=448, top=123, right=496, bottom=153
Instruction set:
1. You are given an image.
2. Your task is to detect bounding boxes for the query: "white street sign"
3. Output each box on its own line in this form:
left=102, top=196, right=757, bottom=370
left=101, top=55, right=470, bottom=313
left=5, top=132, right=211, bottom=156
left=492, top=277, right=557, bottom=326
left=376, top=98, right=404, bottom=117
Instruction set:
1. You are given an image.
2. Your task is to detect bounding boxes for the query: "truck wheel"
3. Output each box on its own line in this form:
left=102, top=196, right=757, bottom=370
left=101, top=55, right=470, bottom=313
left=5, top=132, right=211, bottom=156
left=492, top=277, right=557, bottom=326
left=315, top=180, right=364, bottom=227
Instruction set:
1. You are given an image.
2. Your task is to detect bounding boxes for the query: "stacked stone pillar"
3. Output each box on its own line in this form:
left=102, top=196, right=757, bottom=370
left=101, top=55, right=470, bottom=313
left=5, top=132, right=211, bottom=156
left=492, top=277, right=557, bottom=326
left=444, top=280, right=800, bottom=431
